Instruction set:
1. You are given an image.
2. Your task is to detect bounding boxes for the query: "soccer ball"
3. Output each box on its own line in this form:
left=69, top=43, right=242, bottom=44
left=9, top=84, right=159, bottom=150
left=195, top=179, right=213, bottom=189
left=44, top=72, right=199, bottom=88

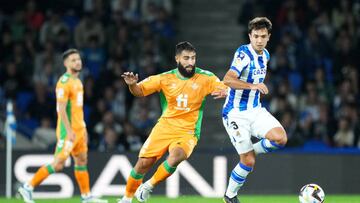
left=299, top=183, right=325, bottom=203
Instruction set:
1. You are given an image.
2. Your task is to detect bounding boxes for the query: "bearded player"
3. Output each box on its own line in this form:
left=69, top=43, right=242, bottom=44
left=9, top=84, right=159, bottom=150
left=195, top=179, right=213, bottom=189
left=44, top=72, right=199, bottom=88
left=118, top=41, right=227, bottom=203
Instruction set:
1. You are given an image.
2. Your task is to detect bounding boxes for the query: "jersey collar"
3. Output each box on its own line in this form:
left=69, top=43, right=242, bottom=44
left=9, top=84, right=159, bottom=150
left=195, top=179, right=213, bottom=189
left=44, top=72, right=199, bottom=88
left=248, top=44, right=264, bottom=57
left=174, top=68, right=191, bottom=80
left=64, top=72, right=78, bottom=79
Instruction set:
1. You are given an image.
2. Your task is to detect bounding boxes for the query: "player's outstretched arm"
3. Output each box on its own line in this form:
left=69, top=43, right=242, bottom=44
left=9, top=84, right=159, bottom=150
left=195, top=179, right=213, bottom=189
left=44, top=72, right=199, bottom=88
left=223, top=70, right=268, bottom=94
left=211, top=89, right=227, bottom=99
left=121, top=72, right=144, bottom=97
left=211, top=83, right=228, bottom=99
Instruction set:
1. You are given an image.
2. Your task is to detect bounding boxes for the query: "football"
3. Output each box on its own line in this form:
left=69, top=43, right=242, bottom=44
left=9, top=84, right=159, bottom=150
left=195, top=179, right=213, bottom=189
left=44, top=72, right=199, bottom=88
left=299, top=183, right=325, bottom=203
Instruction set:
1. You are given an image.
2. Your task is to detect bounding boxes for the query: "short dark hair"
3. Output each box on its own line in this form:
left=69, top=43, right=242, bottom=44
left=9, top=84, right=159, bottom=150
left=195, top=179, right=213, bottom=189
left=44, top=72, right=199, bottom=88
left=248, top=17, right=272, bottom=34
left=175, top=41, right=196, bottom=55
left=62, top=48, right=80, bottom=61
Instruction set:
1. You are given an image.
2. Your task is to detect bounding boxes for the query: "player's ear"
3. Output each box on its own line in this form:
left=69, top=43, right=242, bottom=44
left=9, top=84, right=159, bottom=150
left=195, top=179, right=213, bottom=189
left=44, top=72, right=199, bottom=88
left=63, top=58, right=68, bottom=68
left=175, top=55, right=179, bottom=63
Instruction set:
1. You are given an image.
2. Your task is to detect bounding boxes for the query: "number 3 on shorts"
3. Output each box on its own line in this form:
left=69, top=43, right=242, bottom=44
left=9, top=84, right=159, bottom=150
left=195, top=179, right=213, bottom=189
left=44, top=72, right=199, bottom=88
left=230, top=121, right=238, bottom=130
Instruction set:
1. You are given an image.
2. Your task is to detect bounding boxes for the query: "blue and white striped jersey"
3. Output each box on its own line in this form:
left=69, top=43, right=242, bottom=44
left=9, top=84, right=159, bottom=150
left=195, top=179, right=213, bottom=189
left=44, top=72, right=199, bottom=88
left=222, top=44, right=270, bottom=118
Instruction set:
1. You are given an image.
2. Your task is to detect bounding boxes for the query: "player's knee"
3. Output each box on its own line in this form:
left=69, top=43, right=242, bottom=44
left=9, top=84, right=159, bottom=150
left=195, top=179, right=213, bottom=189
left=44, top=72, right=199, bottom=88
left=136, top=157, right=156, bottom=172
left=241, top=160, right=255, bottom=169
left=271, top=129, right=287, bottom=146
left=139, top=160, right=152, bottom=169
left=168, top=148, right=187, bottom=166
left=275, top=132, right=287, bottom=146
left=75, top=156, right=87, bottom=166
left=77, top=159, right=87, bottom=166
left=280, top=133, right=288, bottom=146
left=167, top=155, right=186, bottom=166
left=240, top=154, right=256, bottom=168
left=53, top=162, right=65, bottom=172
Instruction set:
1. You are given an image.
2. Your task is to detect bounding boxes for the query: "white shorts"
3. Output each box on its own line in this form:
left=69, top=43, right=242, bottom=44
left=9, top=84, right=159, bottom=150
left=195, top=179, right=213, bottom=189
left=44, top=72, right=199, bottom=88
left=222, top=107, right=283, bottom=154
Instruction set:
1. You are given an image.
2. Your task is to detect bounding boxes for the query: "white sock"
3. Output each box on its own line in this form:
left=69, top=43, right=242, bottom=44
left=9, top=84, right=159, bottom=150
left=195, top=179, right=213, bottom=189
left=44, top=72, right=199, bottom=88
left=225, top=163, right=252, bottom=198
left=253, top=139, right=281, bottom=155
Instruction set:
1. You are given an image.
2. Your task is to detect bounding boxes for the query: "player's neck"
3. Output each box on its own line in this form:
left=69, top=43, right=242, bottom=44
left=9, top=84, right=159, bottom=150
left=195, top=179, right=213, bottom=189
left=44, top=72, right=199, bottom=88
left=67, top=70, right=79, bottom=78
left=255, top=50, right=263, bottom=55
left=250, top=44, right=264, bottom=55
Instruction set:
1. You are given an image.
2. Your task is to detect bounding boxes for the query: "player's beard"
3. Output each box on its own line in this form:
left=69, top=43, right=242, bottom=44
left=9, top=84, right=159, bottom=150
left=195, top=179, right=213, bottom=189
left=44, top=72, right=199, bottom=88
left=177, top=62, right=195, bottom=78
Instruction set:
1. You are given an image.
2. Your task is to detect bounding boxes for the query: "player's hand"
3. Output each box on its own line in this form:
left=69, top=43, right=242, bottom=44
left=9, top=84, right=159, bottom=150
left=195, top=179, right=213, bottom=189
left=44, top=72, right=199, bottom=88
left=252, top=83, right=268, bottom=94
left=67, top=129, right=76, bottom=142
left=121, top=72, right=139, bottom=85
left=211, top=87, right=228, bottom=99
left=64, top=140, right=74, bottom=155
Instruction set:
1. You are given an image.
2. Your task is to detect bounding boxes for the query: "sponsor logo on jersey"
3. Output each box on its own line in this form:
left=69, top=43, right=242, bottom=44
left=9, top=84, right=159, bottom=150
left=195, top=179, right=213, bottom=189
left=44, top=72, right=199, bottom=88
left=253, top=68, right=267, bottom=76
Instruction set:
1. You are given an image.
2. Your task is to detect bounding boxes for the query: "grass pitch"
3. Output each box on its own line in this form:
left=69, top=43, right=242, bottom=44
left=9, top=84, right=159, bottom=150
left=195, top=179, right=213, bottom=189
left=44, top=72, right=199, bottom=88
left=2, top=195, right=360, bottom=203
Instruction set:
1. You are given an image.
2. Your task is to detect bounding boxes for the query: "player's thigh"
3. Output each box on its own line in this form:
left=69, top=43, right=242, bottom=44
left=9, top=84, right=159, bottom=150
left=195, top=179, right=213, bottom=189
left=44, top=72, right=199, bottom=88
left=139, top=124, right=171, bottom=161
left=223, top=115, right=253, bottom=154
left=72, top=152, right=87, bottom=166
left=251, top=108, right=283, bottom=139
left=71, top=129, right=88, bottom=158
left=168, top=134, right=198, bottom=158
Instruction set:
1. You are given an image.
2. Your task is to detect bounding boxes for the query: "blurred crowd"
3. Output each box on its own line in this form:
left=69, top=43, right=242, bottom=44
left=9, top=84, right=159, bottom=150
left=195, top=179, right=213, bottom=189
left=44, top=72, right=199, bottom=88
left=0, top=0, right=360, bottom=152
left=0, top=0, right=176, bottom=151
left=239, top=0, right=360, bottom=148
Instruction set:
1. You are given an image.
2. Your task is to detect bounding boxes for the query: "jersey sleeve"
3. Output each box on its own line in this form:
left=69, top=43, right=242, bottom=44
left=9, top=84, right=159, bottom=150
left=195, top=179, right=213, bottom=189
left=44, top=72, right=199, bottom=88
left=230, top=50, right=250, bottom=77
left=56, top=80, right=71, bottom=103
left=138, top=74, right=162, bottom=96
left=208, top=75, right=228, bottom=95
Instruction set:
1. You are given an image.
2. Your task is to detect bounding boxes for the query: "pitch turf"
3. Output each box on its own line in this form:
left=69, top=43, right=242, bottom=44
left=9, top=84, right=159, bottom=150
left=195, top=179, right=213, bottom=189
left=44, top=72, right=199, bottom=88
left=3, top=195, right=360, bottom=203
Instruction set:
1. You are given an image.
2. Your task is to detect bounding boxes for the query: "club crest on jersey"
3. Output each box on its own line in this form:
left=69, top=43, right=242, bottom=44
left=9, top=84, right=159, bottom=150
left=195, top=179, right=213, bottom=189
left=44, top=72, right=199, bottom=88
left=234, top=52, right=245, bottom=66
left=239, top=52, right=245, bottom=60
left=169, top=83, right=177, bottom=89
left=191, top=83, right=199, bottom=90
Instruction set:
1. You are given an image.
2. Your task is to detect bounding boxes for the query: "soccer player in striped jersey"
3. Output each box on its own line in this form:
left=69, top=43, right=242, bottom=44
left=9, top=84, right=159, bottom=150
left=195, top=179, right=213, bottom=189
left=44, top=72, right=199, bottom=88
left=222, top=17, right=287, bottom=203
left=18, top=49, right=107, bottom=203
left=118, top=41, right=227, bottom=203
